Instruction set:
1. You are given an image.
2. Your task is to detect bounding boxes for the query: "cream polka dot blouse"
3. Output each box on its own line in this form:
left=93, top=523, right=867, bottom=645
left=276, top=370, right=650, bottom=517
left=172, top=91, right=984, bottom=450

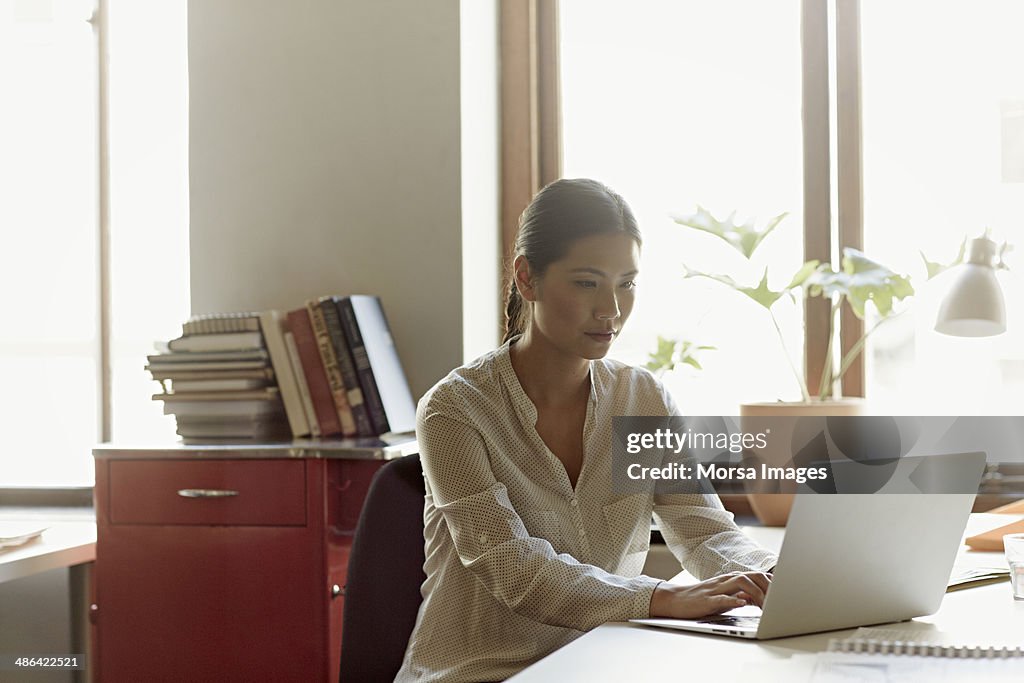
left=395, top=338, right=777, bottom=682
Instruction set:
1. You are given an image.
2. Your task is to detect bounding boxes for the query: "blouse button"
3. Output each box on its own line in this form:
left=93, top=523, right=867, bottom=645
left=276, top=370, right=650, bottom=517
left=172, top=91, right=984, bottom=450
left=479, top=533, right=489, bottom=545
left=577, top=528, right=586, bottom=538
left=569, top=498, right=579, bottom=508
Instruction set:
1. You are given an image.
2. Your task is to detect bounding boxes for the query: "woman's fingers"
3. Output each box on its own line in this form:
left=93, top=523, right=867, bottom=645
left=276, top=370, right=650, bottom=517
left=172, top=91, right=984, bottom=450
left=713, top=572, right=770, bottom=606
left=707, top=594, right=747, bottom=613
left=651, top=570, right=773, bottom=619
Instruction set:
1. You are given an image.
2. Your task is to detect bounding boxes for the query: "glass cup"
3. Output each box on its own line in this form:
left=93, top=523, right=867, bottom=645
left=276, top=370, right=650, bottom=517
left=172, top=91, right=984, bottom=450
left=1003, top=533, right=1024, bottom=600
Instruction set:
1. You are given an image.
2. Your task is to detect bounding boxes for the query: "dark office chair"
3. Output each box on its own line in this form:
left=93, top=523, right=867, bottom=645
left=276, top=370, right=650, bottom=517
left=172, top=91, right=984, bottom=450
left=339, top=453, right=426, bottom=683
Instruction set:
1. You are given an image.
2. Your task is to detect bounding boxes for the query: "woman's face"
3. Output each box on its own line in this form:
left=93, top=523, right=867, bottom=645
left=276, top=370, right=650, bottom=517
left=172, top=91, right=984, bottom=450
left=520, top=232, right=641, bottom=361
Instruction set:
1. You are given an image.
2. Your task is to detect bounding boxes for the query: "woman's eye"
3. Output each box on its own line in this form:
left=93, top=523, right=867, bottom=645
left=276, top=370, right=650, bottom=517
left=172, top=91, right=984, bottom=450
left=621, top=280, right=638, bottom=290
left=575, top=280, right=597, bottom=289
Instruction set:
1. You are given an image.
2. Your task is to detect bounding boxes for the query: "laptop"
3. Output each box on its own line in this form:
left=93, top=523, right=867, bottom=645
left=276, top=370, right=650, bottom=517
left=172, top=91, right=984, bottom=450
left=630, top=451, right=986, bottom=640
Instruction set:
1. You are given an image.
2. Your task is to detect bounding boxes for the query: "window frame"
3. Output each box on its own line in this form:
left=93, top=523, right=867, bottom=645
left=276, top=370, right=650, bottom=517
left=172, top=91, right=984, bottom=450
left=1, top=0, right=110, bottom=502
left=516, top=0, right=870, bottom=398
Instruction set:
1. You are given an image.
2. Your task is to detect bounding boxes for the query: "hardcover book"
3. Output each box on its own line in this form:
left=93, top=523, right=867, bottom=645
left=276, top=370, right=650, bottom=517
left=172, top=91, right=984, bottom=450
left=286, top=307, right=343, bottom=436
left=160, top=398, right=284, bottom=418
left=145, top=360, right=271, bottom=373
left=336, top=295, right=416, bottom=435
left=170, top=378, right=269, bottom=392
left=319, top=296, right=374, bottom=436
left=284, top=330, right=321, bottom=437
left=167, top=331, right=265, bottom=353
left=307, top=300, right=358, bottom=437
left=182, top=312, right=261, bottom=336
left=258, top=310, right=312, bottom=437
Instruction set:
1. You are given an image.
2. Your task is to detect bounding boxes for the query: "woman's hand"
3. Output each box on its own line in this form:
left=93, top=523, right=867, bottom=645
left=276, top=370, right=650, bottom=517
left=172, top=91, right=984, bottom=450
left=648, top=571, right=772, bottom=619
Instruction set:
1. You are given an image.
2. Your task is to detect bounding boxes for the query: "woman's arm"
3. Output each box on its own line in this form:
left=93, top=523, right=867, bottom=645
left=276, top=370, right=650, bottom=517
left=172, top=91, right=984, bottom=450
left=647, top=376, right=778, bottom=579
left=652, top=494, right=778, bottom=580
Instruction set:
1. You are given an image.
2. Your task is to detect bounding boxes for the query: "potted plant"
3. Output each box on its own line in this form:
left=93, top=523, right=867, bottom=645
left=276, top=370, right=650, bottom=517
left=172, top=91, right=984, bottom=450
left=671, top=207, right=915, bottom=523
left=673, top=206, right=915, bottom=403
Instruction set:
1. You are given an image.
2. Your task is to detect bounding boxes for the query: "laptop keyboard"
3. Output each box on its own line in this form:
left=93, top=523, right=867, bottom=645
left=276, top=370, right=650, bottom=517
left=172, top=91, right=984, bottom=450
left=696, top=615, right=761, bottom=629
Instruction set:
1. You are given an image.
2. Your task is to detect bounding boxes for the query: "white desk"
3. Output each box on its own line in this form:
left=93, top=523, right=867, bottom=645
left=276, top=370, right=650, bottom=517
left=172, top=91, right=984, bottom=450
left=0, top=521, right=96, bottom=583
left=510, top=515, right=1024, bottom=682
left=0, top=519, right=96, bottom=683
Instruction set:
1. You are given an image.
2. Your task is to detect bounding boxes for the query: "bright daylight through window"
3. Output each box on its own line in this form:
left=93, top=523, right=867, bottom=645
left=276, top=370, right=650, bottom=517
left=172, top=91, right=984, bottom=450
left=0, top=0, right=188, bottom=487
left=559, top=0, right=1022, bottom=414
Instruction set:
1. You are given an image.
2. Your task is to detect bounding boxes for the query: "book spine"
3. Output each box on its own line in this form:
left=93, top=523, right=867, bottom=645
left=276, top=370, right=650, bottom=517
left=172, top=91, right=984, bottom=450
left=168, top=331, right=264, bottom=353
left=146, top=368, right=275, bottom=381
left=257, top=310, right=311, bottom=437
left=320, top=297, right=375, bottom=437
left=156, top=388, right=280, bottom=401
left=337, top=297, right=389, bottom=435
left=183, top=312, right=261, bottom=336
left=286, top=308, right=343, bottom=436
left=284, top=331, right=321, bottom=438
left=307, top=301, right=358, bottom=437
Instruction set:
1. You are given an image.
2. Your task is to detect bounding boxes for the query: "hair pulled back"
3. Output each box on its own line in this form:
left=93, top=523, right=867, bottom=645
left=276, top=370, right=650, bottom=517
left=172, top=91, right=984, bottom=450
left=503, top=178, right=641, bottom=343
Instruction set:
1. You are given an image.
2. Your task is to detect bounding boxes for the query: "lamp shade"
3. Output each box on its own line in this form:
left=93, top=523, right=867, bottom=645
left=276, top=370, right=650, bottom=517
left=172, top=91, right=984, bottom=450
left=934, top=236, right=1007, bottom=337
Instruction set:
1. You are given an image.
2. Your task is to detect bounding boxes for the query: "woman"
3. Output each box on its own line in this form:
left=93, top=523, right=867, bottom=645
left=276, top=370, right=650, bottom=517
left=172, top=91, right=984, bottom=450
left=395, top=179, right=776, bottom=682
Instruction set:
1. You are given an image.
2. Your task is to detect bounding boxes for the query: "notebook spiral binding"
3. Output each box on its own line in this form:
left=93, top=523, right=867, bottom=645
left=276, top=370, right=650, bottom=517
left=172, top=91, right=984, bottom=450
left=827, top=638, right=1024, bottom=659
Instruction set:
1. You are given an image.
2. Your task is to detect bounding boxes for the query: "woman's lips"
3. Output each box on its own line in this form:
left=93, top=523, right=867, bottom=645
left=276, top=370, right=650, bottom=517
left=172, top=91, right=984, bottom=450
left=585, top=331, right=615, bottom=343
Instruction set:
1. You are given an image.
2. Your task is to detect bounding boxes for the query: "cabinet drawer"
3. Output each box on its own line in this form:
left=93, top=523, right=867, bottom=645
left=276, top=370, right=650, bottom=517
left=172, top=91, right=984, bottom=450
left=108, top=459, right=306, bottom=526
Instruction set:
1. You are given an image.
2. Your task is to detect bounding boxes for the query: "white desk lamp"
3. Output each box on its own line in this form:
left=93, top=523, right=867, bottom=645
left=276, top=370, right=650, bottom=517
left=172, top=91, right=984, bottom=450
left=934, top=234, right=1008, bottom=337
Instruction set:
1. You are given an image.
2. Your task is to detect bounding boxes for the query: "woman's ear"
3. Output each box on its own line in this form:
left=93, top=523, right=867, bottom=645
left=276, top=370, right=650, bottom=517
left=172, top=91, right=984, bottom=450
left=513, top=255, right=538, bottom=302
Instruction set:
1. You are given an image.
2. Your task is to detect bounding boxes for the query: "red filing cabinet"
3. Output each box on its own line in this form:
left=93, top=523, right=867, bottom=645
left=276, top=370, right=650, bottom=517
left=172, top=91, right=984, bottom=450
left=92, top=441, right=416, bottom=682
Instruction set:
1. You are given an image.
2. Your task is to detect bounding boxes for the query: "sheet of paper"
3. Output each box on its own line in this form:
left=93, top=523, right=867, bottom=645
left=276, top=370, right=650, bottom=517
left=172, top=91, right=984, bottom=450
left=0, top=523, right=48, bottom=549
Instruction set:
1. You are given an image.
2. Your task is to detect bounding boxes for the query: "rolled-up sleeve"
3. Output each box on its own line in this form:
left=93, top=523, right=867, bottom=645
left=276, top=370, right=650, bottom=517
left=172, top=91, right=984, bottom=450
left=419, top=403, right=661, bottom=631
left=650, top=383, right=778, bottom=579
left=652, top=493, right=777, bottom=580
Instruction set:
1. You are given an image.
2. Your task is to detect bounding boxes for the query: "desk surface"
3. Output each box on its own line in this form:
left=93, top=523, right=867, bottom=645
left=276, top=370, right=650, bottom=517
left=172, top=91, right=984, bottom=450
left=0, top=520, right=96, bottom=583
left=510, top=515, right=1024, bottom=682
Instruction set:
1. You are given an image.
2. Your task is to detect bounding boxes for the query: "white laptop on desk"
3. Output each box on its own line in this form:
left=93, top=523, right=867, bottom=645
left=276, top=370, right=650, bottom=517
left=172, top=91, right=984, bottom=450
left=631, top=451, right=986, bottom=640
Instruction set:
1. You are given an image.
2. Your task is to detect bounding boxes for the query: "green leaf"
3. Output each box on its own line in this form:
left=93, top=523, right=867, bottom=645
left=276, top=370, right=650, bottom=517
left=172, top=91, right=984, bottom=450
left=806, top=248, right=914, bottom=319
left=785, top=260, right=820, bottom=289
left=644, top=336, right=715, bottom=376
left=681, top=356, right=703, bottom=370
left=687, top=262, right=818, bottom=310
left=672, top=206, right=788, bottom=259
left=644, top=336, right=679, bottom=374
left=920, top=238, right=966, bottom=280
left=691, top=270, right=782, bottom=309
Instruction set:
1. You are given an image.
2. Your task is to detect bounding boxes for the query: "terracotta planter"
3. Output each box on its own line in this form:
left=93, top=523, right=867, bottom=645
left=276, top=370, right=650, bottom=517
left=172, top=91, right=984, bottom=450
left=739, top=399, right=864, bottom=526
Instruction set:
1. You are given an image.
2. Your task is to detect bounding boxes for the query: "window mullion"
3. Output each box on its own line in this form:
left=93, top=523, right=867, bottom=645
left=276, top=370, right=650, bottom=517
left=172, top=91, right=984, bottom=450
left=96, top=0, right=112, bottom=442
left=836, top=0, right=865, bottom=397
left=802, top=0, right=833, bottom=398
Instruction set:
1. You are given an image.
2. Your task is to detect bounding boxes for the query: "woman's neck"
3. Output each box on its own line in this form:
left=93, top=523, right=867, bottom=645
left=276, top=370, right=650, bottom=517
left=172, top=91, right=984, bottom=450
left=509, top=330, right=590, bottom=409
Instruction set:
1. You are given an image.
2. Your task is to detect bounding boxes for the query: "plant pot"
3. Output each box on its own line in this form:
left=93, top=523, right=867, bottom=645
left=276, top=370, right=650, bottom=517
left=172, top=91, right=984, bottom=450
left=739, top=399, right=864, bottom=526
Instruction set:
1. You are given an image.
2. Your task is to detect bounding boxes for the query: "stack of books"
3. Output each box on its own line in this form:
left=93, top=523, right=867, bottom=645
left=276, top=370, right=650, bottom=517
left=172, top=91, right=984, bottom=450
left=148, top=312, right=290, bottom=440
left=149, top=296, right=416, bottom=441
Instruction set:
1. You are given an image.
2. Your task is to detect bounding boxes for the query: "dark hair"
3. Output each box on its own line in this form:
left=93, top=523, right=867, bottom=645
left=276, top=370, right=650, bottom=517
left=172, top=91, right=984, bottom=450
left=503, top=178, right=642, bottom=343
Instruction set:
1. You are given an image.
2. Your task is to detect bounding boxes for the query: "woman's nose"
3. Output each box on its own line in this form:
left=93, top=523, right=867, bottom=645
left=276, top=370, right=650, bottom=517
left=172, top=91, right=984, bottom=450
left=595, top=290, right=620, bottom=320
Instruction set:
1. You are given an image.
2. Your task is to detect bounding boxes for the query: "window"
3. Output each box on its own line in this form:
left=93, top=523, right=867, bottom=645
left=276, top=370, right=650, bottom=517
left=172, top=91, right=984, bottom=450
left=556, top=0, right=1022, bottom=412
left=559, top=0, right=804, bottom=412
left=0, top=0, right=188, bottom=488
left=859, top=0, right=1024, bottom=415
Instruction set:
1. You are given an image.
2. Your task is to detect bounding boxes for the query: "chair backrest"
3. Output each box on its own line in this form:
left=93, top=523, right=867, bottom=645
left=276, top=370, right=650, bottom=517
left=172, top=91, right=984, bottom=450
left=339, top=453, right=426, bottom=682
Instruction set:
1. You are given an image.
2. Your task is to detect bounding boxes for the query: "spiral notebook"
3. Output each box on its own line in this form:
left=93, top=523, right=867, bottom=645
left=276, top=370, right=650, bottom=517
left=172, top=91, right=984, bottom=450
left=827, top=638, right=1024, bottom=658
left=747, top=627, right=1024, bottom=682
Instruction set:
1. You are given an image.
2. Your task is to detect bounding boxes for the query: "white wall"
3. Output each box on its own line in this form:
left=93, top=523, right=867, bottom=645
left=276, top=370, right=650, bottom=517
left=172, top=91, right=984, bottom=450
left=460, top=0, right=502, bottom=362
left=188, top=0, right=498, bottom=398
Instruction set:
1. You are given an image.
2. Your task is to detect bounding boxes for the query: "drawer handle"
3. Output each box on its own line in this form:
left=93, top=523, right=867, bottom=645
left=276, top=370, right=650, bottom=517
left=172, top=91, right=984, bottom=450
left=177, top=488, right=240, bottom=498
